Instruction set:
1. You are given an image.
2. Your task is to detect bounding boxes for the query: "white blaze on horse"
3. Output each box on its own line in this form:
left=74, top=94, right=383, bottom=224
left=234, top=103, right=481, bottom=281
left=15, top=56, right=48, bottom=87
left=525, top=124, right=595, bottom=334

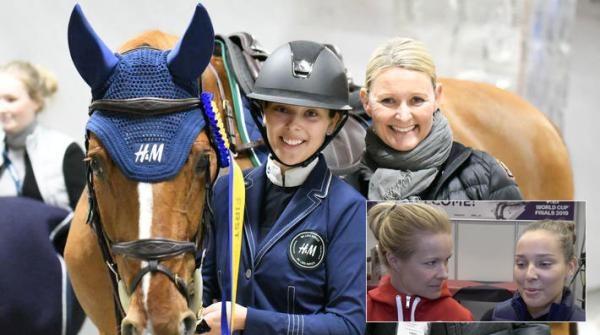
left=64, top=4, right=225, bottom=335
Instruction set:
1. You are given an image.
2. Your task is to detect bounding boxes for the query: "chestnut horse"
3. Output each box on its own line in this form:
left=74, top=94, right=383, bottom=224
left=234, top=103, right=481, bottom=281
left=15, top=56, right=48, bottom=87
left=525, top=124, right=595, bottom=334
left=438, top=78, right=573, bottom=200
left=65, top=4, right=223, bottom=335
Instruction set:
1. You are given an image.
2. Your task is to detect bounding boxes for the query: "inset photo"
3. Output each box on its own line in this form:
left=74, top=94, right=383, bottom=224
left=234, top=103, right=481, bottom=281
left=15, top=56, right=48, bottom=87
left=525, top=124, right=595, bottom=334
left=366, top=200, right=585, bottom=322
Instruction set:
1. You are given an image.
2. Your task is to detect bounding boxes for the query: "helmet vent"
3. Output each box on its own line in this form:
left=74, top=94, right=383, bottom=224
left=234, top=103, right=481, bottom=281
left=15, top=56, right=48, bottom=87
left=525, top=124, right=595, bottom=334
left=292, top=59, right=313, bottom=78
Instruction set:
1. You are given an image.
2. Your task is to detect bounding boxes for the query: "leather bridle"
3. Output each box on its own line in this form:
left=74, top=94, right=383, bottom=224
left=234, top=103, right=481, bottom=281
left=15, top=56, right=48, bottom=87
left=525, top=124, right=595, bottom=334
left=85, top=97, right=215, bottom=332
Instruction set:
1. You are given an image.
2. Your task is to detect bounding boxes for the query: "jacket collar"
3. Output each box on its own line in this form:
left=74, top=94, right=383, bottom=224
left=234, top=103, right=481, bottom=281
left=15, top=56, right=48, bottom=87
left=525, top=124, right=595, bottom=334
left=369, top=275, right=452, bottom=321
left=499, top=287, right=577, bottom=321
left=265, top=155, right=319, bottom=187
left=369, top=275, right=451, bottom=307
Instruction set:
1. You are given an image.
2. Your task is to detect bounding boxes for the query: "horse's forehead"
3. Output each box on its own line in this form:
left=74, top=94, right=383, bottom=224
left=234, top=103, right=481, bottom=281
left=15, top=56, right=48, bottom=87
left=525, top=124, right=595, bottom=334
left=102, top=48, right=195, bottom=100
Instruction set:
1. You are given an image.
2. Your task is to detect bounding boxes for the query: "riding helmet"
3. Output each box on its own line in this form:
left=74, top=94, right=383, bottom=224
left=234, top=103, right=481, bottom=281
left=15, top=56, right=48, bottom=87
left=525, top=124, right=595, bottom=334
left=248, top=40, right=352, bottom=110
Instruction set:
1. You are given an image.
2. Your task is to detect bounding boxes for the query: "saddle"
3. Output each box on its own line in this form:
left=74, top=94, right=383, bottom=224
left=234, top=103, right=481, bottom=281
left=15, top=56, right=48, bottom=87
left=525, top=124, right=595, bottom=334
left=216, top=32, right=369, bottom=174
left=216, top=32, right=268, bottom=97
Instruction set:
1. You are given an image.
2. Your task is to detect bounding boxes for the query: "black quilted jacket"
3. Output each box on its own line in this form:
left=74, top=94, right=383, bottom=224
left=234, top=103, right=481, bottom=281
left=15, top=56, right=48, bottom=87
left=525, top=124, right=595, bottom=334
left=346, top=141, right=523, bottom=200
left=366, top=323, right=551, bottom=335
left=429, top=323, right=551, bottom=335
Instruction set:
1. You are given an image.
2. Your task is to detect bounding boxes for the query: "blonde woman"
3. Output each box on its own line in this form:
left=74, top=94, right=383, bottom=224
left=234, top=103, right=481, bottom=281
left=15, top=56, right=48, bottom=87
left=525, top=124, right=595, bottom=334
left=350, top=38, right=522, bottom=200
left=0, top=60, right=85, bottom=335
left=367, top=202, right=472, bottom=321
left=0, top=60, right=85, bottom=210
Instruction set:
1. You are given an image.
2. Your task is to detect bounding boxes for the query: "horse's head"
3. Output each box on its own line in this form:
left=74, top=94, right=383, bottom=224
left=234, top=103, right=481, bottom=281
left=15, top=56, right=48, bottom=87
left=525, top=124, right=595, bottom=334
left=68, top=4, right=224, bottom=335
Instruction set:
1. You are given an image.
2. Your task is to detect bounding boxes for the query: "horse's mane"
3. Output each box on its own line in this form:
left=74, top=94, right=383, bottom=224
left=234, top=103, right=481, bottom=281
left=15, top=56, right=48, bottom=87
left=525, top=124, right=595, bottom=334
left=117, top=30, right=178, bottom=53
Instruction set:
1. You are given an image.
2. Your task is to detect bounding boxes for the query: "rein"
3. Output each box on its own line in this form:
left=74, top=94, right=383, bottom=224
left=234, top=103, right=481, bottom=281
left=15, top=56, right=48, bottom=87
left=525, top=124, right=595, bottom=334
left=85, top=97, right=217, bottom=333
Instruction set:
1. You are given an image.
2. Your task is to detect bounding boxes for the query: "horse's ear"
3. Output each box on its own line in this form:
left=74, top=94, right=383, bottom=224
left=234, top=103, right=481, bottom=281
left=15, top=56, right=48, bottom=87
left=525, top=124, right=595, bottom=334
left=68, top=4, right=118, bottom=90
left=167, top=3, right=214, bottom=82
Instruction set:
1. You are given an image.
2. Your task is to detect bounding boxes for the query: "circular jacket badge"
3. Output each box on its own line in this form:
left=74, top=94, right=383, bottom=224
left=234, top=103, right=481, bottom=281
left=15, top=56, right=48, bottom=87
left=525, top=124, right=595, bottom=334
left=288, top=230, right=326, bottom=270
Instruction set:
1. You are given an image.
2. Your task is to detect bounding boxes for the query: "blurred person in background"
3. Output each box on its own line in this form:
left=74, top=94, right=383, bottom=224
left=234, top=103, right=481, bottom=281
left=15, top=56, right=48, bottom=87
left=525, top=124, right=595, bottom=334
left=0, top=60, right=85, bottom=335
left=0, top=60, right=85, bottom=210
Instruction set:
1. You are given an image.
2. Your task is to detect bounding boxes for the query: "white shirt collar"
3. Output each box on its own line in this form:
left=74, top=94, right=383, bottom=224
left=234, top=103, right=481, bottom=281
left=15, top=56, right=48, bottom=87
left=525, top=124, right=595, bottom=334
left=265, top=156, right=319, bottom=187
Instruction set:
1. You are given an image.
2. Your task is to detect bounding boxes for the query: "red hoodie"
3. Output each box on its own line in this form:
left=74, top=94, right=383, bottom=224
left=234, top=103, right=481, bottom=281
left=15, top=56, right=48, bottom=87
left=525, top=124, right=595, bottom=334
left=367, top=275, right=474, bottom=321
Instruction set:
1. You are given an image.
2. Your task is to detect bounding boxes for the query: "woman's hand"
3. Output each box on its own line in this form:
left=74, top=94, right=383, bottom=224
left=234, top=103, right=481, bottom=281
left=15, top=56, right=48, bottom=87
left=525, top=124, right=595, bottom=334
left=199, top=301, right=247, bottom=335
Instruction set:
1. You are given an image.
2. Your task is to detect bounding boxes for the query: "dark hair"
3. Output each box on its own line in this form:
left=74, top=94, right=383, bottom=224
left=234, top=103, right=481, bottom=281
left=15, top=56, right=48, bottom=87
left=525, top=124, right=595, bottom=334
left=520, top=220, right=576, bottom=262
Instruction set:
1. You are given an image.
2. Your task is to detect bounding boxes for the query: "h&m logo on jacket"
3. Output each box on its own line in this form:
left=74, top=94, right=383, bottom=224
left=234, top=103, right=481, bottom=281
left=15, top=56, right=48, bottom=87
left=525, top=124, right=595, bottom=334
left=135, top=143, right=164, bottom=163
left=288, top=230, right=326, bottom=270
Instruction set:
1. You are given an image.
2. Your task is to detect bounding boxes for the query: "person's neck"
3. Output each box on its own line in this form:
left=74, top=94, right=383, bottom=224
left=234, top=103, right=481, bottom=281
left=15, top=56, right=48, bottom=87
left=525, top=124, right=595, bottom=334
left=5, top=120, right=38, bottom=149
left=526, top=294, right=559, bottom=319
left=266, top=156, right=318, bottom=188
left=527, top=305, right=551, bottom=319
left=388, top=271, right=412, bottom=297
left=526, top=288, right=564, bottom=318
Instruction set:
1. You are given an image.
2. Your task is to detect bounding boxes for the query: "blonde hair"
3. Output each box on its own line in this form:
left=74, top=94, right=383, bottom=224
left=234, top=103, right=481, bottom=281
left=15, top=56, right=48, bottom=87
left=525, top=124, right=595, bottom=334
left=520, top=220, right=577, bottom=263
left=368, top=202, right=451, bottom=268
left=0, top=60, right=58, bottom=113
left=364, top=37, right=437, bottom=92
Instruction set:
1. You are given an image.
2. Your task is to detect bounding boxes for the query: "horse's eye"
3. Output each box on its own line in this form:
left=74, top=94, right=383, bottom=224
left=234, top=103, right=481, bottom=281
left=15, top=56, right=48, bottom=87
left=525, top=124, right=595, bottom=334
left=89, top=156, right=104, bottom=177
left=195, top=154, right=210, bottom=175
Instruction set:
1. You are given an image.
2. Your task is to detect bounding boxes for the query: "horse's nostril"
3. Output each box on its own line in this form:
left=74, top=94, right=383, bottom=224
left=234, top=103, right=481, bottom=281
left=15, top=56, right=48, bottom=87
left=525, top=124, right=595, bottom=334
left=181, top=312, right=197, bottom=335
left=121, top=319, right=138, bottom=335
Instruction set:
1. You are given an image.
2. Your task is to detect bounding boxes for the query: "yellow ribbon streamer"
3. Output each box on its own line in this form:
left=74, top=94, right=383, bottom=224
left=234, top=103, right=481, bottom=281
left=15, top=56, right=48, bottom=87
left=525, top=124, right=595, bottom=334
left=210, top=95, right=244, bottom=333
left=229, top=154, right=245, bottom=331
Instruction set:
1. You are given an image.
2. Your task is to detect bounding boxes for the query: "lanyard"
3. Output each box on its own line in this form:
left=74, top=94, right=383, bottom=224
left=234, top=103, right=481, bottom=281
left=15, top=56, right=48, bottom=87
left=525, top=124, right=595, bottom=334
left=1, top=148, right=23, bottom=195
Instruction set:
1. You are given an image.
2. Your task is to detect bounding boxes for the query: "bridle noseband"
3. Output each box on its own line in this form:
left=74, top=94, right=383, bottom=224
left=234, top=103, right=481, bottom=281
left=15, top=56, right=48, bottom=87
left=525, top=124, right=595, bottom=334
left=111, top=238, right=197, bottom=305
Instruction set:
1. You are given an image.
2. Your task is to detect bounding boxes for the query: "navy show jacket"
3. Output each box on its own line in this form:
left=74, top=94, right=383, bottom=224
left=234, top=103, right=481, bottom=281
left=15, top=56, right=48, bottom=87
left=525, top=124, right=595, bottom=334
left=203, top=157, right=366, bottom=334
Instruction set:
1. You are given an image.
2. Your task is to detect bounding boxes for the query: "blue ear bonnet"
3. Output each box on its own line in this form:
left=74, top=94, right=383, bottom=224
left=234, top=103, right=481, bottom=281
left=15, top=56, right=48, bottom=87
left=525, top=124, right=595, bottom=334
left=99, top=48, right=198, bottom=100
left=69, top=3, right=225, bottom=182
left=86, top=48, right=206, bottom=182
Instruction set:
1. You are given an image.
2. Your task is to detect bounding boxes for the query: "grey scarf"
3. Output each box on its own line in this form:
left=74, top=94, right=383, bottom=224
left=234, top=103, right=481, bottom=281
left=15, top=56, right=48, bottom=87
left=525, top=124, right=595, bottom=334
left=365, top=110, right=453, bottom=200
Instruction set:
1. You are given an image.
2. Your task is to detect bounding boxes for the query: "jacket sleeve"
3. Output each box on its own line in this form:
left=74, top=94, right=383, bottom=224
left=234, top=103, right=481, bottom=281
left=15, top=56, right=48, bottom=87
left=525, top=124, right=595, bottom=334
left=512, top=323, right=551, bottom=335
left=201, top=176, right=227, bottom=307
left=487, top=157, right=523, bottom=200
left=243, top=194, right=366, bottom=335
left=429, top=323, right=551, bottom=335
